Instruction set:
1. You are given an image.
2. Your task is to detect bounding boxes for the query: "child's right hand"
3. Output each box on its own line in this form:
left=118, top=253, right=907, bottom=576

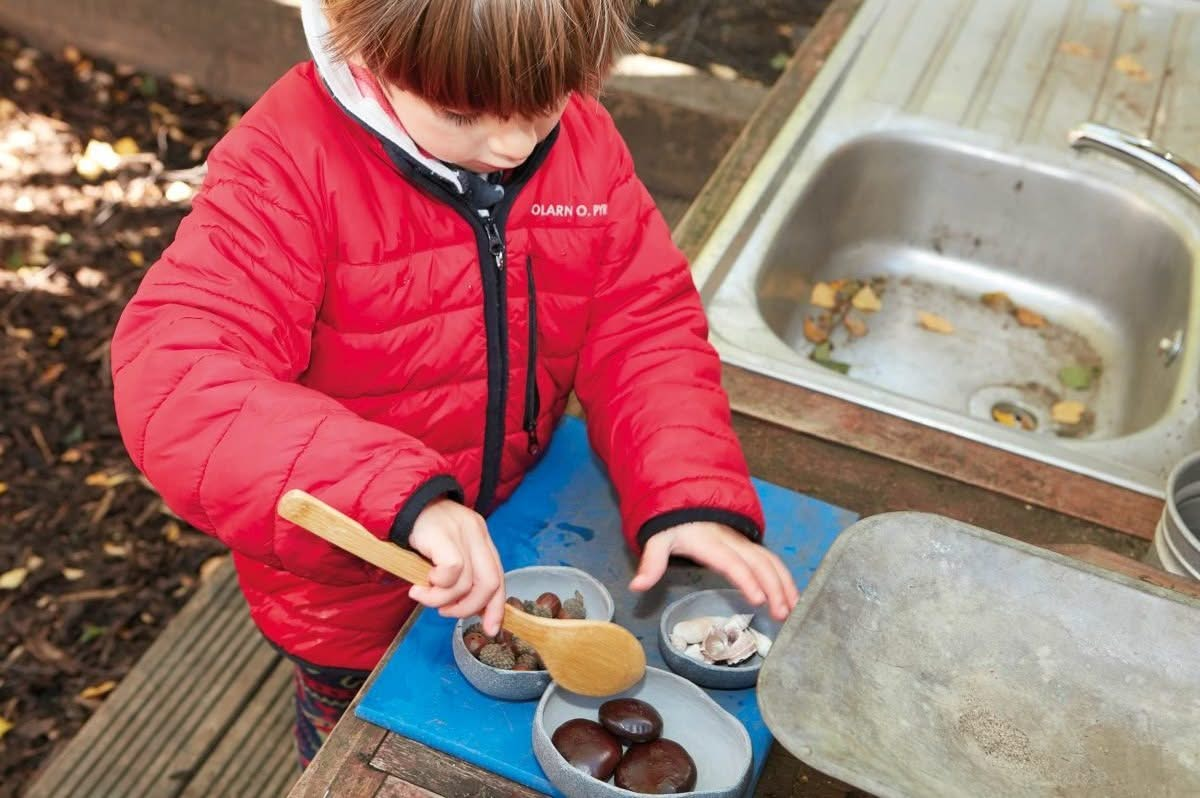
left=407, top=499, right=507, bottom=636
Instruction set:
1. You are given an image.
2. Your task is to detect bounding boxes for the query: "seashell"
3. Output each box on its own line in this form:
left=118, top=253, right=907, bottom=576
left=683, top=643, right=706, bottom=662
left=751, top=628, right=773, bottom=657
left=670, top=616, right=724, bottom=647
left=723, top=628, right=759, bottom=665
left=723, top=614, right=753, bottom=633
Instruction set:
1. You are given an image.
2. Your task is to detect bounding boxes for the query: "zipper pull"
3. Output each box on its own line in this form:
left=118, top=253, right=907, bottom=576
left=525, top=424, right=540, bottom=455
left=484, top=221, right=505, bottom=271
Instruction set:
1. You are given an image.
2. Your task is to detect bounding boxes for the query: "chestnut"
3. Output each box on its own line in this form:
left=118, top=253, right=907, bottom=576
left=614, top=738, right=697, bottom=794
left=462, top=631, right=489, bottom=657
left=599, top=698, right=662, bottom=744
left=506, top=596, right=525, bottom=611
left=551, top=718, right=622, bottom=781
left=534, top=591, right=562, bottom=618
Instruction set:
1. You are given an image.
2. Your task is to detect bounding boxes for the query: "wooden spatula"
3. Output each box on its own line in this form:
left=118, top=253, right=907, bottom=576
left=276, top=489, right=646, bottom=697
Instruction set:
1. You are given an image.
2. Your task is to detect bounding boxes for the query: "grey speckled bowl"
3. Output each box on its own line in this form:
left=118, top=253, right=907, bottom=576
left=658, top=589, right=781, bottom=690
left=452, top=565, right=614, bottom=701
left=532, top=666, right=752, bottom=797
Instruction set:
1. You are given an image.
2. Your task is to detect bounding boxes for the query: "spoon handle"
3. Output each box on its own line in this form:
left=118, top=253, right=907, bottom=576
left=277, top=489, right=432, bottom=586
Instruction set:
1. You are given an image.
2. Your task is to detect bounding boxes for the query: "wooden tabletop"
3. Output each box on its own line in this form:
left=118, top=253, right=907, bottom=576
left=285, top=0, right=1174, bottom=794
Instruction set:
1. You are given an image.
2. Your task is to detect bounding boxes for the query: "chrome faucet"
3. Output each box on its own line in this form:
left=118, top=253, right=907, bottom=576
left=1068, top=122, right=1200, bottom=206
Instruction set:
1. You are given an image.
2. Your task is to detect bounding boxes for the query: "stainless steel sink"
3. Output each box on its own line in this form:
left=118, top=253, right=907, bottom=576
left=694, top=0, right=1200, bottom=495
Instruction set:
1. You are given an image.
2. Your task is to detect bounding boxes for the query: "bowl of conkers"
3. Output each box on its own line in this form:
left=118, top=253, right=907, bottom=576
left=452, top=565, right=614, bottom=701
left=532, top=666, right=752, bottom=797
left=657, top=589, right=780, bottom=690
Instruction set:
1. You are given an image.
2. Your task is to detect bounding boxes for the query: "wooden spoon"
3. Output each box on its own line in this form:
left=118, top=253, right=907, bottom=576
left=276, top=489, right=646, bottom=697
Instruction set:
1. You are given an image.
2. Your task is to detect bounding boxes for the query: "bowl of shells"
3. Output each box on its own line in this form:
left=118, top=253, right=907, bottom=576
left=452, top=565, right=615, bottom=701
left=532, top=665, right=753, bottom=797
left=657, top=589, right=779, bottom=690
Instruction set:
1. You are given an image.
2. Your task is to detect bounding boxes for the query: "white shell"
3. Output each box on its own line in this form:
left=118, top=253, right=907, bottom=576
left=750, top=628, right=773, bottom=657
left=723, top=630, right=759, bottom=665
left=683, top=643, right=706, bottom=662
left=723, top=614, right=753, bottom=633
left=670, top=616, right=723, bottom=647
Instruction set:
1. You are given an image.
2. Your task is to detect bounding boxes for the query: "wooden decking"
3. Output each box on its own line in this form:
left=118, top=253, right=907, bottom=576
left=25, top=561, right=298, bottom=798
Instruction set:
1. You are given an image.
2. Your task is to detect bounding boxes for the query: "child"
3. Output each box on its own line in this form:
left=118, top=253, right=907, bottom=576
left=111, top=0, right=799, bottom=767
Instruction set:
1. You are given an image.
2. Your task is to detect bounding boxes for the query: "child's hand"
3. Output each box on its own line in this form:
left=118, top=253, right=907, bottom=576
left=407, top=499, right=506, bottom=636
left=629, top=522, right=799, bottom=621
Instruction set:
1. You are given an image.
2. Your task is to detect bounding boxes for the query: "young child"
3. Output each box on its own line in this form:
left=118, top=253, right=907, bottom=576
left=111, top=0, right=799, bottom=766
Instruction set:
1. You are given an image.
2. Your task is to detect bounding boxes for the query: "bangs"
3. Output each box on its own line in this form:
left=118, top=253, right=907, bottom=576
left=324, top=0, right=636, bottom=118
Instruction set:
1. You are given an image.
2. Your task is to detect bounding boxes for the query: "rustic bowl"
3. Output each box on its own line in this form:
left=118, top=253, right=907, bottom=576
left=658, top=588, right=782, bottom=689
left=532, top=666, right=753, bottom=797
left=452, top=565, right=614, bottom=701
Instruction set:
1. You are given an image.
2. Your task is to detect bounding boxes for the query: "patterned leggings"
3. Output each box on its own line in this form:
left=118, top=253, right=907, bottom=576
left=293, top=663, right=368, bottom=769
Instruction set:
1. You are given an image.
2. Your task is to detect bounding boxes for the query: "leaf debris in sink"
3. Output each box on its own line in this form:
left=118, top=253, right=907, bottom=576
left=917, top=311, right=954, bottom=334
left=1059, top=41, right=1095, bottom=58
left=1058, top=364, right=1100, bottom=390
left=851, top=285, right=881, bottom=313
left=1114, top=53, right=1151, bottom=82
left=1051, top=400, right=1087, bottom=425
left=991, top=404, right=1036, bottom=431
left=1014, top=307, right=1047, bottom=328
left=810, top=282, right=837, bottom=309
left=843, top=314, right=868, bottom=338
left=803, top=315, right=830, bottom=344
left=810, top=341, right=850, bottom=374
left=980, top=291, right=1015, bottom=313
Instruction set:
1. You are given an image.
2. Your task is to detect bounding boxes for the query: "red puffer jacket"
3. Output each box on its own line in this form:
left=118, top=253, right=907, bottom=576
left=111, top=62, right=764, bottom=671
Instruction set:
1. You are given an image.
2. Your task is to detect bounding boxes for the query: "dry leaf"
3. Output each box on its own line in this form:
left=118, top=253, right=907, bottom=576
left=1114, top=54, right=1150, bottom=81
left=1014, top=307, right=1046, bottom=328
left=26, top=555, right=43, bottom=571
left=1114, top=1, right=1139, bottom=12
left=810, top=282, right=837, bottom=309
left=62, top=567, right=86, bottom=581
left=0, top=567, right=28, bottom=590
left=981, top=291, right=1014, bottom=312
left=38, top=363, right=66, bottom=386
left=85, top=471, right=130, bottom=488
left=1059, top=41, right=1095, bottom=58
left=200, top=555, right=227, bottom=583
left=47, top=325, right=67, bottom=347
left=0, top=716, right=12, bottom=741
left=61, top=448, right=82, bottom=463
left=79, top=680, right=118, bottom=700
left=1052, top=400, right=1087, bottom=425
left=803, top=316, right=829, bottom=344
left=844, top=315, right=868, bottom=338
left=103, top=542, right=129, bottom=558
left=917, top=311, right=954, bottom=334
left=852, top=286, right=882, bottom=312
left=165, top=181, right=193, bottom=202
left=0, top=482, right=7, bottom=496
left=112, top=136, right=139, bottom=156
left=163, top=521, right=181, bottom=543
left=127, top=250, right=145, bottom=267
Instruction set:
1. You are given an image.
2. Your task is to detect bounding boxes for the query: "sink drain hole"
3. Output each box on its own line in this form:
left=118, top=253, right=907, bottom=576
left=991, top=401, right=1038, bottom=432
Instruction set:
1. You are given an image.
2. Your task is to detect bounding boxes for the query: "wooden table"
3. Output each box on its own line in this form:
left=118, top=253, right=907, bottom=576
left=286, top=1, right=1177, bottom=794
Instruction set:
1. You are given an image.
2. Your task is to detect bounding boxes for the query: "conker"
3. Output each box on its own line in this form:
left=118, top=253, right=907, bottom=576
left=551, top=718, right=622, bottom=780
left=614, top=738, right=697, bottom=794
left=599, top=698, right=662, bottom=743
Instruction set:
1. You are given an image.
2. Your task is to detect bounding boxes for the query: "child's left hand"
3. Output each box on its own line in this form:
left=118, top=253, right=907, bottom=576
left=628, top=522, right=799, bottom=621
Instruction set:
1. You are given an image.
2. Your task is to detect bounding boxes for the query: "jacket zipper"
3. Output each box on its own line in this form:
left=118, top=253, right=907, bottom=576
left=523, top=254, right=541, bottom=455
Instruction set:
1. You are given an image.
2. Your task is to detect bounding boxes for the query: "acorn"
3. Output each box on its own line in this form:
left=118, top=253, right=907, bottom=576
left=463, top=631, right=489, bottom=657
left=557, top=590, right=586, bottom=620
left=478, top=642, right=516, bottom=670
left=465, top=622, right=485, bottom=637
left=534, top=591, right=562, bottom=618
left=513, top=653, right=541, bottom=671
left=506, top=596, right=526, bottom=611
left=512, top=636, right=538, bottom=658
left=528, top=603, right=554, bottom=618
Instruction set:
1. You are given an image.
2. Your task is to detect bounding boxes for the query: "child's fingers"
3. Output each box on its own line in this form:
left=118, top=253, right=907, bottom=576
left=746, top=546, right=790, bottom=621
left=767, top=548, right=800, bottom=607
left=417, top=534, right=465, bottom=589
left=481, top=580, right=507, bottom=639
left=629, top=536, right=672, bottom=592
left=707, top=545, right=766, bottom=606
left=438, top=537, right=502, bottom=629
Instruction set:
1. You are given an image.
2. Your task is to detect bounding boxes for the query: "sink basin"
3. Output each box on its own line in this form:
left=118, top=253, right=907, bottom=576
left=695, top=0, right=1200, bottom=495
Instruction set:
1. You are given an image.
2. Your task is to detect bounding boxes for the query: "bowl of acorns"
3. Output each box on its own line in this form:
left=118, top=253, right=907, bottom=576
left=452, top=565, right=615, bottom=701
left=532, top=666, right=752, bottom=797
left=657, top=589, right=779, bottom=690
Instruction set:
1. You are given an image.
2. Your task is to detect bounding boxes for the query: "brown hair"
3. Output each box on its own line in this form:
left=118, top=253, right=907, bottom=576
left=323, top=0, right=636, bottom=118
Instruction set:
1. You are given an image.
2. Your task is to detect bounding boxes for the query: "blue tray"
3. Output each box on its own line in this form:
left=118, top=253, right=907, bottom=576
left=356, top=416, right=857, bottom=795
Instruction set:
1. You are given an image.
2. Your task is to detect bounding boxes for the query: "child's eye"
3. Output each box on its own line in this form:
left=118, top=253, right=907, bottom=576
left=441, top=110, right=479, bottom=127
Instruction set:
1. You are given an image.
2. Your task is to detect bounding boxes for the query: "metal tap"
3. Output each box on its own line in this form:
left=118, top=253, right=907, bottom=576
left=1068, top=122, right=1200, bottom=206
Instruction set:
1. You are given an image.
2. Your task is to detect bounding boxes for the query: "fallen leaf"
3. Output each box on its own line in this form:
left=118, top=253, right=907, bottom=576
left=1114, top=1, right=1139, bottom=11
left=60, top=448, right=82, bottom=463
left=76, top=139, right=121, bottom=180
left=165, top=181, right=193, bottom=202
left=127, top=250, right=145, bottom=267
left=810, top=282, right=837, bottom=309
left=844, top=315, right=868, bottom=338
left=0, top=567, right=28, bottom=590
left=852, top=285, right=882, bottom=312
left=37, top=363, right=66, bottom=386
left=85, top=471, right=131, bottom=488
left=199, top=555, right=227, bottom=583
left=0, top=717, right=11, bottom=741
left=992, top=408, right=1018, bottom=428
left=918, top=311, right=954, bottom=334
left=1052, top=400, right=1087, bottom=425
left=809, top=342, right=851, bottom=374
left=1059, top=364, right=1100, bottom=390
left=1014, top=306, right=1046, bottom=328
left=163, top=521, right=181, bottom=543
left=62, top=567, right=86, bottom=581
left=1059, top=41, right=1095, bottom=58
left=102, top=542, right=129, bottom=558
left=1114, top=53, right=1151, bottom=81
left=26, top=555, right=43, bottom=571
left=981, top=291, right=1015, bottom=312
left=78, top=680, right=117, bottom=700
left=0, top=482, right=7, bottom=495
left=47, top=325, right=67, bottom=347
left=803, top=316, right=829, bottom=344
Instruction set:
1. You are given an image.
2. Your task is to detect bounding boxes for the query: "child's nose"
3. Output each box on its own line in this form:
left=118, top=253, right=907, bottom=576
left=489, top=118, right=538, bottom=164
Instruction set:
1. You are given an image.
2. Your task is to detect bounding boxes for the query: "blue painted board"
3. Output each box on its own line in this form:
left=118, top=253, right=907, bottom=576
left=356, top=417, right=857, bottom=795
